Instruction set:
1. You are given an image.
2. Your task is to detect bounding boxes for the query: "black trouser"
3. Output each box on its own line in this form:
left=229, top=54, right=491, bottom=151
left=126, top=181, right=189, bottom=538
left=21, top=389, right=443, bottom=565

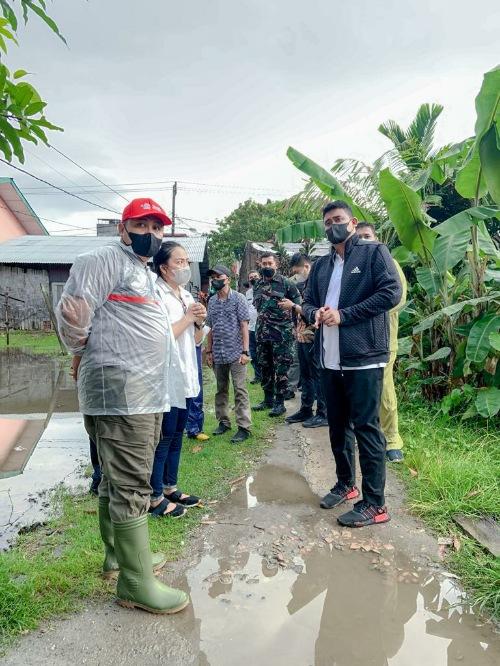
left=298, top=341, right=326, bottom=416
left=321, top=367, right=386, bottom=506
left=249, top=330, right=261, bottom=381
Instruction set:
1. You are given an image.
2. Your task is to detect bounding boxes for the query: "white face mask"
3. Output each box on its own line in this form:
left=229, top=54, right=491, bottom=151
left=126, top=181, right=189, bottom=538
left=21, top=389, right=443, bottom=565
left=172, top=266, right=191, bottom=285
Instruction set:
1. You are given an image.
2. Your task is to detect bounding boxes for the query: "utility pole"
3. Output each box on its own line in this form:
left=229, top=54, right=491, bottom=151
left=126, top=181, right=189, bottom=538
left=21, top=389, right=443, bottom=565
left=171, top=181, right=177, bottom=235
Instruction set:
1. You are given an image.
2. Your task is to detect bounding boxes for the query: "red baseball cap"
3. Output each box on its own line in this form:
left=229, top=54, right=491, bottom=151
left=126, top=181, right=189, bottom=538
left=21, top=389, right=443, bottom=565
left=122, top=197, right=172, bottom=226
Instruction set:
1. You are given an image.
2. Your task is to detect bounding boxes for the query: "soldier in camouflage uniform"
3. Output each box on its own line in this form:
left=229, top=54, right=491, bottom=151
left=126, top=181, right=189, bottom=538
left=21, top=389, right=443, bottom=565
left=252, top=252, right=301, bottom=417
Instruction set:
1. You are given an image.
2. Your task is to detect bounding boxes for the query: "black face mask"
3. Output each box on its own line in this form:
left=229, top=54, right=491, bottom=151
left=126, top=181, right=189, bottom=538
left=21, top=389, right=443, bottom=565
left=127, top=230, right=163, bottom=258
left=212, top=278, right=226, bottom=291
left=249, top=278, right=258, bottom=286
left=261, top=267, right=275, bottom=279
left=326, top=223, right=351, bottom=245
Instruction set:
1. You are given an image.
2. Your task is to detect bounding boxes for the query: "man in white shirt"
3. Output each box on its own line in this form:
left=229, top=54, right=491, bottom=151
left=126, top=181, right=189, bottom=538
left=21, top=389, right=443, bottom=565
left=245, top=270, right=261, bottom=384
left=302, top=201, right=401, bottom=528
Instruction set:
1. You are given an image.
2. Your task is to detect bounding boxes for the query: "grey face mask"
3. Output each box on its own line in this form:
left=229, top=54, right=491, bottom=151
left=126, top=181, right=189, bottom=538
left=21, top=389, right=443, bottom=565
left=326, top=222, right=351, bottom=245
left=173, top=266, right=191, bottom=285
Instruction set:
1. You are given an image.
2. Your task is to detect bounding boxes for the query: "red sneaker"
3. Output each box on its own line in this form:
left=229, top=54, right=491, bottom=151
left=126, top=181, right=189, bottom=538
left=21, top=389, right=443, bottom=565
left=337, top=501, right=390, bottom=527
left=320, top=482, right=360, bottom=509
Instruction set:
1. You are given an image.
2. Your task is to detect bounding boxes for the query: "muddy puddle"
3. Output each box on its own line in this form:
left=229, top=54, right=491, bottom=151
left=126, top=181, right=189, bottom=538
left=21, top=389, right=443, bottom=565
left=0, top=352, right=88, bottom=548
left=176, top=464, right=500, bottom=666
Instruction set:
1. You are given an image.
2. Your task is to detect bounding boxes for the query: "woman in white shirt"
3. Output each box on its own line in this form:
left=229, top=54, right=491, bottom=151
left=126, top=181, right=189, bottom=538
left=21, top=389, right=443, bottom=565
left=149, top=242, right=207, bottom=518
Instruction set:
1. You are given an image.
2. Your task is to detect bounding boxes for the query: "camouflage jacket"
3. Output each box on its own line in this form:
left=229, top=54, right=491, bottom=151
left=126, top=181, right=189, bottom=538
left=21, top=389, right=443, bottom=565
left=253, top=273, right=301, bottom=340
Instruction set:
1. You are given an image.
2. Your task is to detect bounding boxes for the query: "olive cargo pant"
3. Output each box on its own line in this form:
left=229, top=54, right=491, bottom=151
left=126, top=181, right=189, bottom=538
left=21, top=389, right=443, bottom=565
left=214, top=361, right=252, bottom=431
left=380, top=351, right=404, bottom=451
left=84, top=413, right=162, bottom=523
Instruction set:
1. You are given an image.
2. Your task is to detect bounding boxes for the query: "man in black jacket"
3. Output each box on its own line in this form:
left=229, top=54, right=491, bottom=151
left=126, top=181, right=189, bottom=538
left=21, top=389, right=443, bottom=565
left=302, top=201, right=402, bottom=528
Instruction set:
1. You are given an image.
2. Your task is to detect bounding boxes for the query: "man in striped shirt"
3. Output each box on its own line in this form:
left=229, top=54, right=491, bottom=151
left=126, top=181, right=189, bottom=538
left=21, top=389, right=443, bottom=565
left=206, top=264, right=252, bottom=444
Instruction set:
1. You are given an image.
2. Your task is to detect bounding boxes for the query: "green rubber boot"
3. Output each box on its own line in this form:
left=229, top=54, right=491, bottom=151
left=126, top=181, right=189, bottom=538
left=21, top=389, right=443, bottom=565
left=112, top=515, right=190, bottom=614
left=98, top=498, right=166, bottom=580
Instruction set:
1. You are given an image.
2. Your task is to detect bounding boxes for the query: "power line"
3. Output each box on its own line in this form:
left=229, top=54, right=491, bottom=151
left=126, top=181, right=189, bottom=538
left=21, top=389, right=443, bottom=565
left=0, top=157, right=122, bottom=215
left=26, top=148, right=123, bottom=211
left=49, top=144, right=130, bottom=203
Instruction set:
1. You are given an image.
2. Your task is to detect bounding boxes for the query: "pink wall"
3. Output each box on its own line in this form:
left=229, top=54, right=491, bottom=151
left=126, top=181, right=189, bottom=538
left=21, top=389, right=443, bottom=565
left=0, top=194, right=26, bottom=242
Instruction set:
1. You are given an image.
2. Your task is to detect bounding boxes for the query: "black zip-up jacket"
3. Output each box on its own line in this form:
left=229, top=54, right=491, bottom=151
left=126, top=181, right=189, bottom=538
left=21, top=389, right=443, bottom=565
left=302, top=235, right=402, bottom=368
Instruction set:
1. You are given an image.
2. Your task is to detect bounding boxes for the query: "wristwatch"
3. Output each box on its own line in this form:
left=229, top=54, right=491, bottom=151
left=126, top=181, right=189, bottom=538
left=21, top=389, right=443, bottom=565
left=242, top=351, right=250, bottom=356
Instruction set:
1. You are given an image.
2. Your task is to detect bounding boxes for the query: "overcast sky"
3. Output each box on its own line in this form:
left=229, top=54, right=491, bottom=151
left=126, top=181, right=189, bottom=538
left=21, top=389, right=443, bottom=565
left=2, top=0, right=499, bottom=235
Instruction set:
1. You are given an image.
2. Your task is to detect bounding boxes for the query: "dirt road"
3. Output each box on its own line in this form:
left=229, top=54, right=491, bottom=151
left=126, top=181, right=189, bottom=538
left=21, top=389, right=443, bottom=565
left=3, top=415, right=499, bottom=665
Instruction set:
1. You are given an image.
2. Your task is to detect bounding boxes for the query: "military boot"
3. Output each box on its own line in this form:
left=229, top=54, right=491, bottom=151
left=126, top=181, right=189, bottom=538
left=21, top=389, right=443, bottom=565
left=269, top=400, right=286, bottom=417
left=252, top=391, right=274, bottom=411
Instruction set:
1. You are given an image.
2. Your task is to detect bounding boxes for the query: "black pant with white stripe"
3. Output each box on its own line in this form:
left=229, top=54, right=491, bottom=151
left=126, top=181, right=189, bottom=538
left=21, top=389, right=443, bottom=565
left=321, top=367, right=387, bottom=507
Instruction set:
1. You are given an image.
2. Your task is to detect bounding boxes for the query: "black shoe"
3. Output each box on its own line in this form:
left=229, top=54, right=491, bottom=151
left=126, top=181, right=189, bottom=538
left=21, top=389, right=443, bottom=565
left=284, top=390, right=295, bottom=401
left=212, top=422, right=231, bottom=435
left=337, top=500, right=390, bottom=527
left=302, top=415, right=329, bottom=428
left=252, top=400, right=273, bottom=411
left=269, top=403, right=286, bottom=417
left=320, top=482, right=360, bottom=509
left=230, top=428, right=251, bottom=444
left=386, top=449, right=404, bottom=463
left=285, top=408, right=313, bottom=424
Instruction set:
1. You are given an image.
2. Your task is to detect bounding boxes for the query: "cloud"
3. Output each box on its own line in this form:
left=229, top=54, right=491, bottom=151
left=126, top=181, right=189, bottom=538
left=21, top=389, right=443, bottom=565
left=2, top=0, right=498, bottom=232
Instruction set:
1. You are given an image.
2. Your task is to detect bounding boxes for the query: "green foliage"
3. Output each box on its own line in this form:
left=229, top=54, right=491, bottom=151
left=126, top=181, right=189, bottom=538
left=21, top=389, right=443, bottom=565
left=207, top=199, right=305, bottom=267
left=286, top=146, right=375, bottom=221
left=275, top=219, right=324, bottom=244
left=286, top=65, right=500, bottom=418
left=378, top=169, right=436, bottom=261
left=399, top=400, right=500, bottom=616
left=0, top=1, right=63, bottom=163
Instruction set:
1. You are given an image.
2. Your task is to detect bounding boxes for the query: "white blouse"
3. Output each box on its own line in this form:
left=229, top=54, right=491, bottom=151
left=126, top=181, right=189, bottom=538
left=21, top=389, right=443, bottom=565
left=156, top=277, right=200, bottom=400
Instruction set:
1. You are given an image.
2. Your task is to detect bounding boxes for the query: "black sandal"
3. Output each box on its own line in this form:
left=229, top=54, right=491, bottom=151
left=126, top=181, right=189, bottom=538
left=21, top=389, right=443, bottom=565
left=148, top=497, right=186, bottom=518
left=165, top=489, right=201, bottom=508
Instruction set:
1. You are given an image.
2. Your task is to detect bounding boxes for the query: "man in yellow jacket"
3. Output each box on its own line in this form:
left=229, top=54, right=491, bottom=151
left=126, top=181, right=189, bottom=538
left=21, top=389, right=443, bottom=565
left=356, top=223, right=408, bottom=462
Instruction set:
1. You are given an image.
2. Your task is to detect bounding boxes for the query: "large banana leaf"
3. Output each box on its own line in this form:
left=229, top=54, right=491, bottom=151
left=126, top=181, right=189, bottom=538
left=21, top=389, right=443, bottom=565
left=477, top=220, right=500, bottom=258
left=432, top=232, right=470, bottom=274
left=391, top=245, right=417, bottom=267
left=275, top=220, right=325, bottom=244
left=424, top=347, right=451, bottom=361
left=473, top=65, right=500, bottom=144
left=416, top=267, right=441, bottom=296
left=456, top=66, right=500, bottom=201
left=475, top=386, right=500, bottom=418
left=455, top=147, right=488, bottom=199
left=286, top=147, right=374, bottom=221
left=378, top=168, right=435, bottom=260
left=413, top=292, right=500, bottom=333
left=434, top=206, right=500, bottom=236
left=466, top=313, right=500, bottom=363
left=479, top=125, right=500, bottom=205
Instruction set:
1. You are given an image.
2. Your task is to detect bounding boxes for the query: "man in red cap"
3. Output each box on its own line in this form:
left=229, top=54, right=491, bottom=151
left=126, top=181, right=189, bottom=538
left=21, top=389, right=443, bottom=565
left=56, top=198, right=190, bottom=614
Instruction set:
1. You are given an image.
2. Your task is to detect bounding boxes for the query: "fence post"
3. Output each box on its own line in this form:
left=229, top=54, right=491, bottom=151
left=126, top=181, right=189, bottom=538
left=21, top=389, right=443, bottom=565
left=40, top=284, right=67, bottom=355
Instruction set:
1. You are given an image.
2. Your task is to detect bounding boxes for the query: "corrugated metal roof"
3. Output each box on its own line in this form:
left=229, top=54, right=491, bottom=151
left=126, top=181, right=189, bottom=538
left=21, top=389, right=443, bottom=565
left=0, top=235, right=208, bottom=265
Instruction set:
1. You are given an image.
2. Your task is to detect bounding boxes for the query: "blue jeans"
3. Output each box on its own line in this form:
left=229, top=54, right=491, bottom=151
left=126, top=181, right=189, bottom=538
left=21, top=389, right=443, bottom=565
left=186, top=346, right=205, bottom=436
left=150, top=399, right=192, bottom=500
left=89, top=437, right=101, bottom=492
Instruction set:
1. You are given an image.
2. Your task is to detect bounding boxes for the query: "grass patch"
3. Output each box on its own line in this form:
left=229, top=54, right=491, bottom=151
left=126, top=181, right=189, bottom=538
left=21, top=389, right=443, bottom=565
left=398, top=400, right=500, bottom=618
left=0, top=331, right=64, bottom=355
left=0, top=373, right=275, bottom=651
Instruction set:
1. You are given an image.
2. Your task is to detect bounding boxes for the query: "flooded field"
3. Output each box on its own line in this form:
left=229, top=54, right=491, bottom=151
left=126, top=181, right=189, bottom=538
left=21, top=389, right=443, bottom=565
left=0, top=351, right=88, bottom=548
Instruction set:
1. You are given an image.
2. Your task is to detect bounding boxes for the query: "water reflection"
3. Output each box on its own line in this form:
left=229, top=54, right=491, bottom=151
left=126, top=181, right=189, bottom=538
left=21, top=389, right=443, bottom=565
left=183, top=546, right=499, bottom=666
left=0, top=352, right=86, bottom=548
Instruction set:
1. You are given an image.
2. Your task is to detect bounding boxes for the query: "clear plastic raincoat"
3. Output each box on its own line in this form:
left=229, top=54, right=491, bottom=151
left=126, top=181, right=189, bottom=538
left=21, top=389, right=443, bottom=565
left=56, top=242, right=180, bottom=415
